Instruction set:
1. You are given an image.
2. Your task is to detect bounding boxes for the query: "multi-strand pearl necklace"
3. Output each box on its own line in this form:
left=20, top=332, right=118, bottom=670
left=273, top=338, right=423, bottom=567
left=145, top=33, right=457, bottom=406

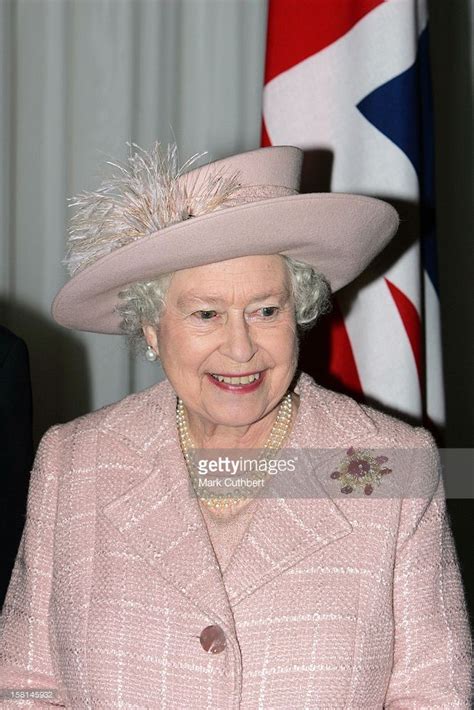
left=176, top=393, right=293, bottom=510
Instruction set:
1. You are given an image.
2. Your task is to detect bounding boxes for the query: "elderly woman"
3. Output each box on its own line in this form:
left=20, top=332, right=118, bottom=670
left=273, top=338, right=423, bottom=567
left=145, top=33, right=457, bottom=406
left=0, top=143, right=471, bottom=709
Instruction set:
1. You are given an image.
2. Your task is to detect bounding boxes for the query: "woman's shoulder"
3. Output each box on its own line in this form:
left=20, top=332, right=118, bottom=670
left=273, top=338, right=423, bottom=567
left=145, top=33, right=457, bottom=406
left=29, top=378, right=177, bottom=494
left=43, top=376, right=175, bottom=445
left=297, top=370, right=436, bottom=451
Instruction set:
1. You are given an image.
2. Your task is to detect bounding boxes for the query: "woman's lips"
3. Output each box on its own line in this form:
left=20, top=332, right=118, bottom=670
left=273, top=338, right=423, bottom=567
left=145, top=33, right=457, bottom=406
left=206, top=370, right=265, bottom=393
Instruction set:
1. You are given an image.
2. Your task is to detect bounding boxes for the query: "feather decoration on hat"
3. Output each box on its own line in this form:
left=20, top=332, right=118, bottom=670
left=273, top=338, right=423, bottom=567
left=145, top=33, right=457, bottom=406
left=64, top=141, right=242, bottom=276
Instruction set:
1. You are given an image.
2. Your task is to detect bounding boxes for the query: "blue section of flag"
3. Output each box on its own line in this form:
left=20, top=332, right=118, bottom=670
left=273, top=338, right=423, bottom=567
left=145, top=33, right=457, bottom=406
left=417, top=25, right=438, bottom=295
left=356, top=25, right=439, bottom=294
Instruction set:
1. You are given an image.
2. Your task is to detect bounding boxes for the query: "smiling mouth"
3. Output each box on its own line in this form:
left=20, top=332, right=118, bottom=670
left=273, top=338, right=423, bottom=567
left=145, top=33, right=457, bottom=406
left=209, top=371, right=262, bottom=385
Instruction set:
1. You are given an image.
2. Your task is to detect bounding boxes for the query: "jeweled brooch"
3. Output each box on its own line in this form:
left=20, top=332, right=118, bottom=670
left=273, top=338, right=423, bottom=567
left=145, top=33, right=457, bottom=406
left=330, top=447, right=392, bottom=495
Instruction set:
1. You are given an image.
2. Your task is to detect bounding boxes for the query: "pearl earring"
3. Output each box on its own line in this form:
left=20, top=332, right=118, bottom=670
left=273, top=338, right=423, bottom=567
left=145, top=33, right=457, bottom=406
left=145, top=345, right=157, bottom=362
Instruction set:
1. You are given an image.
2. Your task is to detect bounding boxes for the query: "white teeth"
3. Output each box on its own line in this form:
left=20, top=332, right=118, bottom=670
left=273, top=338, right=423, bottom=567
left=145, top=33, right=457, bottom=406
left=212, top=372, right=261, bottom=385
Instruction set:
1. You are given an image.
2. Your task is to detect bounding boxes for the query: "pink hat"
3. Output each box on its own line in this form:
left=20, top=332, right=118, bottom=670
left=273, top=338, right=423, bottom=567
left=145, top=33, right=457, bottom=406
left=51, top=142, right=399, bottom=334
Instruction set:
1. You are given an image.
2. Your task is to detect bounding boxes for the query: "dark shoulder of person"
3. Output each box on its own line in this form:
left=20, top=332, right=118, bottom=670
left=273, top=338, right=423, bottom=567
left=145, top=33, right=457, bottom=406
left=0, top=325, right=34, bottom=607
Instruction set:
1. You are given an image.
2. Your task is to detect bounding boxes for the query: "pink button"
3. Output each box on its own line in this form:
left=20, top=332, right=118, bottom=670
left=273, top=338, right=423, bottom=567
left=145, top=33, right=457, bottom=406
left=199, top=625, right=227, bottom=654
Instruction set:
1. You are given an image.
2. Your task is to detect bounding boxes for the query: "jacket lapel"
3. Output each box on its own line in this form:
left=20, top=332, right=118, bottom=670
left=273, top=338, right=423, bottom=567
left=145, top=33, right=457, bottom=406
left=221, top=372, right=377, bottom=605
left=100, top=372, right=376, bottom=620
left=100, top=378, right=237, bottom=630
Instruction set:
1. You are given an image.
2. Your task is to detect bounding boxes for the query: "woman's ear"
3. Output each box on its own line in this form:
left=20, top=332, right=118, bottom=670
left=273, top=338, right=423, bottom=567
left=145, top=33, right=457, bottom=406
left=142, top=325, right=159, bottom=357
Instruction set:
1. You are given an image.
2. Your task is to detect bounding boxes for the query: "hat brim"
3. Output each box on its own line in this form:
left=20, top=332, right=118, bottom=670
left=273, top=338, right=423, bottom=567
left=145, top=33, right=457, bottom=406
left=51, top=192, right=399, bottom=334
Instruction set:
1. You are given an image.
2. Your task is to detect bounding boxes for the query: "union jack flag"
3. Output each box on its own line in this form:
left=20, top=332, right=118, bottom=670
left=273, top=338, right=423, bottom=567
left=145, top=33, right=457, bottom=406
left=262, top=0, right=444, bottom=435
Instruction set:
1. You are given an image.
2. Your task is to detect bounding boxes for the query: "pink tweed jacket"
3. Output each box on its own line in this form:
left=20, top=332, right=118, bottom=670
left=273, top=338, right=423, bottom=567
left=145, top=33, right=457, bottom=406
left=0, top=372, right=471, bottom=709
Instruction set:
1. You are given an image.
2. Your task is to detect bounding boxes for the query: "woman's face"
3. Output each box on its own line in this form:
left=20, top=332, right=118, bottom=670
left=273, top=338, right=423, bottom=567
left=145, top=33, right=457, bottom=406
left=143, top=255, right=298, bottom=433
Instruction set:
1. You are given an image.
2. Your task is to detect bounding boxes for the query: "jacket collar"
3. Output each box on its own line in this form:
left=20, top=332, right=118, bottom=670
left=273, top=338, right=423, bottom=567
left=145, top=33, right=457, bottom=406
left=101, top=371, right=376, bottom=631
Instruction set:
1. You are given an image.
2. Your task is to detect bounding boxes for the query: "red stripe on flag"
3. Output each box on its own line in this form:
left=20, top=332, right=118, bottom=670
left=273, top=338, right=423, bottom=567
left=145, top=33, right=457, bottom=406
left=297, top=299, right=363, bottom=400
left=264, top=0, right=385, bottom=84
left=385, top=278, right=423, bottom=389
left=328, top=298, right=363, bottom=395
left=261, top=116, right=272, bottom=147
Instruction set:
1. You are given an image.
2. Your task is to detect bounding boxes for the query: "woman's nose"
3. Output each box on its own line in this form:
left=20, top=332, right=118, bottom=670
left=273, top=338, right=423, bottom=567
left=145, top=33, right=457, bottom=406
left=219, top=314, right=257, bottom=363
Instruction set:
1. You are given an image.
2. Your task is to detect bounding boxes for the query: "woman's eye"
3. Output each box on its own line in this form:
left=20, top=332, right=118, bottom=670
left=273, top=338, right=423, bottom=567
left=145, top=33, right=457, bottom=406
left=194, top=310, right=217, bottom=320
left=260, top=306, right=279, bottom=318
